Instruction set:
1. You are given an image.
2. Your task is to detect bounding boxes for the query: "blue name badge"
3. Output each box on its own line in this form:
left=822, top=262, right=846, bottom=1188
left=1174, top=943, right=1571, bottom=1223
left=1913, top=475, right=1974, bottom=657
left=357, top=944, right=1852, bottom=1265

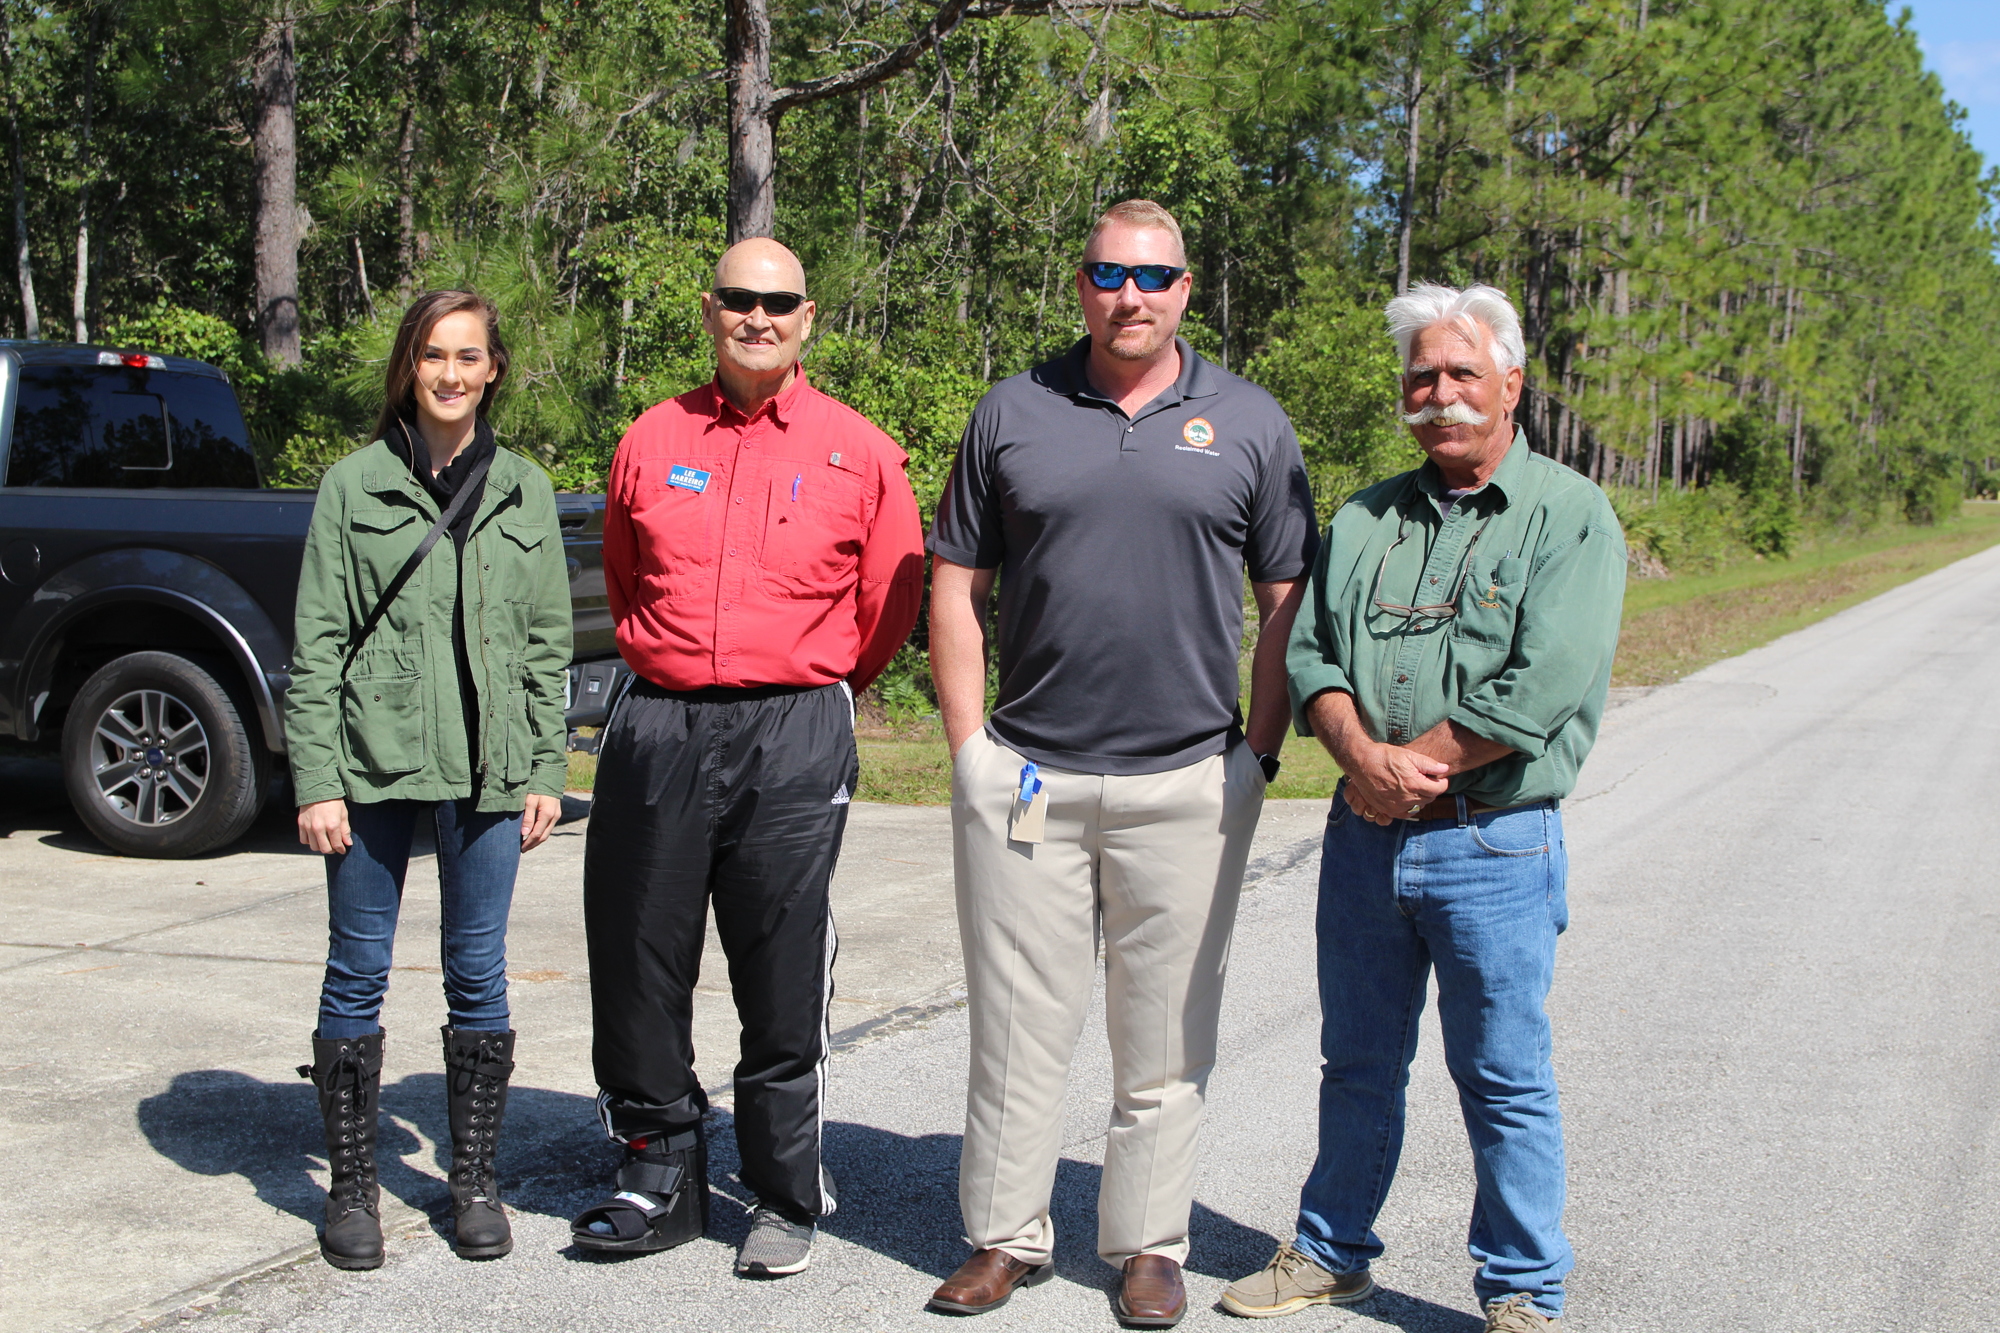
left=667, top=465, right=711, bottom=493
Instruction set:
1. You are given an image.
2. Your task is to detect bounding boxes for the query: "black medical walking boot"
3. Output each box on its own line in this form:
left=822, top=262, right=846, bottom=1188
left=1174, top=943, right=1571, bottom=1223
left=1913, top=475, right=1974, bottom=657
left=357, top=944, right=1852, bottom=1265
left=441, top=1026, right=517, bottom=1259
left=299, top=1030, right=386, bottom=1270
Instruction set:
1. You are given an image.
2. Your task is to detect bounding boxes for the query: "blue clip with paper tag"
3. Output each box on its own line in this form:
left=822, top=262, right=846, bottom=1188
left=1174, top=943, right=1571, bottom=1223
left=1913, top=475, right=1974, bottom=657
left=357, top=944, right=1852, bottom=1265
left=667, top=465, right=711, bottom=493
left=1018, top=763, right=1041, bottom=803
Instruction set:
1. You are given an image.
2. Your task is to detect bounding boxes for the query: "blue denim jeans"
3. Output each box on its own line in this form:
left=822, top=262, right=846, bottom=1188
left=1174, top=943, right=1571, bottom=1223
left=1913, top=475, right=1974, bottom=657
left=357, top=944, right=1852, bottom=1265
left=316, top=798, right=522, bottom=1040
left=1294, top=789, right=1573, bottom=1317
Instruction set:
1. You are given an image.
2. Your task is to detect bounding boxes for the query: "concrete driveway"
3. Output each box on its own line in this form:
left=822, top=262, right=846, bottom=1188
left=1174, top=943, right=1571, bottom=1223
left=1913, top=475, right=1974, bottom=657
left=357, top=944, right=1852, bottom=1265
left=0, top=746, right=1324, bottom=1333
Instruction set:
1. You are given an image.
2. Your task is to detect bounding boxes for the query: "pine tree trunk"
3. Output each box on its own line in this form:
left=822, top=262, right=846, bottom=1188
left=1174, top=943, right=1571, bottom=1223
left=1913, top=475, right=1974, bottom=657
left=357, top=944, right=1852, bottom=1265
left=2, top=13, right=37, bottom=338
left=1395, top=60, right=1422, bottom=296
left=252, top=15, right=300, bottom=366
left=71, top=8, right=93, bottom=344
left=853, top=90, right=867, bottom=244
left=351, top=234, right=374, bottom=319
left=726, top=0, right=776, bottom=242
left=395, top=0, right=420, bottom=293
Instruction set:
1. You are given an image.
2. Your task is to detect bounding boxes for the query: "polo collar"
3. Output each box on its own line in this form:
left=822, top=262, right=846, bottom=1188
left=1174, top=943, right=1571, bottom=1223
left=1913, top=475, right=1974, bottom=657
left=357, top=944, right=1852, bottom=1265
left=706, top=364, right=809, bottom=426
left=1058, top=336, right=1220, bottom=414
left=1412, top=428, right=1530, bottom=513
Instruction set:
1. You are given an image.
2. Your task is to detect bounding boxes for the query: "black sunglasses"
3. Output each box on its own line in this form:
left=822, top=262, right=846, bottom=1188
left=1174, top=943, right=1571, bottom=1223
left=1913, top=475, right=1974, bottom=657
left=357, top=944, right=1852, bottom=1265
left=1081, top=262, right=1186, bottom=293
left=713, top=287, right=807, bottom=316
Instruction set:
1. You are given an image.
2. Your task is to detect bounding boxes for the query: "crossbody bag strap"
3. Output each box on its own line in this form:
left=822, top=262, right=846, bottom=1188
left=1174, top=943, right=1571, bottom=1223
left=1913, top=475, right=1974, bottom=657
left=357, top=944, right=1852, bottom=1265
left=341, top=448, right=495, bottom=680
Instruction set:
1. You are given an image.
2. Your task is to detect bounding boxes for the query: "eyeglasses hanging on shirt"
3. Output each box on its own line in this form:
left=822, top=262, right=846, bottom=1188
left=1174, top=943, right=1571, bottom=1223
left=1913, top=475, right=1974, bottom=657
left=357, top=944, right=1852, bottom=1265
left=1369, top=514, right=1493, bottom=623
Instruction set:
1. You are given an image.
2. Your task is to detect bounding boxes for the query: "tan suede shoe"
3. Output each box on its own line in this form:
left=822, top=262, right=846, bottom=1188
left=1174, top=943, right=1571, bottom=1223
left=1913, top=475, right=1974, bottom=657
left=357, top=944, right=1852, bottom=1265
left=1220, top=1243, right=1376, bottom=1318
left=1484, top=1294, right=1563, bottom=1332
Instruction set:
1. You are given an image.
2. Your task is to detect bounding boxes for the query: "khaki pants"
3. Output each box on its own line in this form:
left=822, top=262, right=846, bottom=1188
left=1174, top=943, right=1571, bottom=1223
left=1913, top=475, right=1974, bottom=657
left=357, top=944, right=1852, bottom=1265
left=950, top=729, right=1265, bottom=1268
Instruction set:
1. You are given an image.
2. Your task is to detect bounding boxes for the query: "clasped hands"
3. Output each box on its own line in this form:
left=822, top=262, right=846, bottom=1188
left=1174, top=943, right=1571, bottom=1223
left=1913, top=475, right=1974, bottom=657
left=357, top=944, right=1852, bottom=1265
left=1340, top=741, right=1451, bottom=827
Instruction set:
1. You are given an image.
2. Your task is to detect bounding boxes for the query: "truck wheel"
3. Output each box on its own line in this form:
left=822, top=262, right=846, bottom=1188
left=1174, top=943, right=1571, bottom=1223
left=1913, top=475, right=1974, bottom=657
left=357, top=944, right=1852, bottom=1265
left=61, top=651, right=269, bottom=858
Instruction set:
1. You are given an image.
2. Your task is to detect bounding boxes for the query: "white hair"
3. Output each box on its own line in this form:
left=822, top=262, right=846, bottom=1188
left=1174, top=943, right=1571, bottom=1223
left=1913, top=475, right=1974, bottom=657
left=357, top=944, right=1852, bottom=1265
left=1384, top=282, right=1526, bottom=373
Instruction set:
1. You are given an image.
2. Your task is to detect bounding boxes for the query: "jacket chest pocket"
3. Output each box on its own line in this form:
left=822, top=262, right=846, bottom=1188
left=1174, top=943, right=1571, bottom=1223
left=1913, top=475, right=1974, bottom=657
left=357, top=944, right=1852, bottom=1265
left=763, top=466, right=866, bottom=599
left=1450, top=556, right=1526, bottom=649
left=348, top=500, right=426, bottom=620
left=490, top=519, right=547, bottom=613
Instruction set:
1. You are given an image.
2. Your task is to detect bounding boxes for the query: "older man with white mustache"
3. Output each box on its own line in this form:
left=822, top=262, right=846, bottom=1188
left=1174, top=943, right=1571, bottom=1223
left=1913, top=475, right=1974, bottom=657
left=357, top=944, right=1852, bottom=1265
left=1222, top=284, right=1626, bottom=1333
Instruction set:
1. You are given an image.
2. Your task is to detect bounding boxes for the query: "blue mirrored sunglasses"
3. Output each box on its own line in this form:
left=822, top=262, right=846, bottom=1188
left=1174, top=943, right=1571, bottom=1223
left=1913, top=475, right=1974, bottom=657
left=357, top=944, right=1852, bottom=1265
left=1081, top=262, right=1186, bottom=292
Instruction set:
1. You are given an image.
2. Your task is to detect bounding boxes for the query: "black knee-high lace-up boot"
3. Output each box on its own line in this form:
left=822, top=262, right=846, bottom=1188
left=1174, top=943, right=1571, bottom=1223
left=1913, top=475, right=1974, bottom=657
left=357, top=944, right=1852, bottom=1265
left=300, top=1031, right=386, bottom=1270
left=442, top=1026, right=516, bottom=1258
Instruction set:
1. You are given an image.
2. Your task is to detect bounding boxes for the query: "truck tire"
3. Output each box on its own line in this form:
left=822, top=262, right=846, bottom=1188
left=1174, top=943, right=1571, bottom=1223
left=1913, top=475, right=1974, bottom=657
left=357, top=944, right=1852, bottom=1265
left=61, top=651, right=270, bottom=858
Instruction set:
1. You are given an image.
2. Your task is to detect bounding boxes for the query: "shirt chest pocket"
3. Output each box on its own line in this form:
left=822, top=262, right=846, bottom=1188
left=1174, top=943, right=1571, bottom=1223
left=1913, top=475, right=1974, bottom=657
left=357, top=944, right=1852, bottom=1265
left=630, top=457, right=724, bottom=591
left=1449, top=555, right=1526, bottom=649
left=763, top=465, right=868, bottom=599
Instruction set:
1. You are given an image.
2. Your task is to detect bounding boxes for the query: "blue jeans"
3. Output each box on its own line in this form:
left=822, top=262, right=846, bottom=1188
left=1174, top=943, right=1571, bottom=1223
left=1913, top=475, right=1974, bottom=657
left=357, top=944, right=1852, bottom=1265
left=1294, top=789, right=1573, bottom=1317
left=316, top=798, right=522, bottom=1040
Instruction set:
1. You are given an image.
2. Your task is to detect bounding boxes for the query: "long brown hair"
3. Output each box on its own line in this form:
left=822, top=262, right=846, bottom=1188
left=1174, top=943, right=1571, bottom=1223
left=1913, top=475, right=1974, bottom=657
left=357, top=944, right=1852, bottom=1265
left=372, top=290, right=511, bottom=445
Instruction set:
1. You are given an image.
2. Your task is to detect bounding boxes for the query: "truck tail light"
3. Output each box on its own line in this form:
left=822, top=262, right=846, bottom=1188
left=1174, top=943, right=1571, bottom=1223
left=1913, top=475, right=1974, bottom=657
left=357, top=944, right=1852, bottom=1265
left=98, top=351, right=166, bottom=369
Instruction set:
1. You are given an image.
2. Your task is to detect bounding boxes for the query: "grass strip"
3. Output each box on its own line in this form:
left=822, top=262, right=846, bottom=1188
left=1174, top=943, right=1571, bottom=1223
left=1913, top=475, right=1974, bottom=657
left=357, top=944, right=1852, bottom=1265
left=1612, top=503, right=2000, bottom=686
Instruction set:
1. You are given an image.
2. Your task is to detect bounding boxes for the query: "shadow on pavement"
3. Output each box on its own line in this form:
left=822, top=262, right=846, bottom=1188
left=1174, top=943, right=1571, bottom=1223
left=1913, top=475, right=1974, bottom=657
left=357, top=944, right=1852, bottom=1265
left=0, top=751, right=80, bottom=840
left=558, top=1108, right=1283, bottom=1289
left=1342, top=1292, right=1485, bottom=1333
left=137, top=1070, right=608, bottom=1230
left=137, top=1072, right=1474, bottom=1328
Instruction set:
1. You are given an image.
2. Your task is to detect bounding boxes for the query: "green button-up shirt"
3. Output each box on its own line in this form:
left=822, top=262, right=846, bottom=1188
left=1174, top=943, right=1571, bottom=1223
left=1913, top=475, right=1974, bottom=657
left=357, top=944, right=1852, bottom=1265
left=1286, top=431, right=1627, bottom=807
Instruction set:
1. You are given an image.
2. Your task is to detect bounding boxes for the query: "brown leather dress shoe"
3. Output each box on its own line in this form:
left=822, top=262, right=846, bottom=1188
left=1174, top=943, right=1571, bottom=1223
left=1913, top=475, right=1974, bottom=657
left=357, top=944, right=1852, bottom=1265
left=927, top=1247, right=1054, bottom=1314
left=1118, top=1254, right=1187, bottom=1328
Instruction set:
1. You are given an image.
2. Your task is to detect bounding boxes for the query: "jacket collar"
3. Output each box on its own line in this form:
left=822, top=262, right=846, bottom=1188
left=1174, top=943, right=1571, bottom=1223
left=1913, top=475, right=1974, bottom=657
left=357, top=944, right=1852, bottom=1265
left=358, top=439, right=518, bottom=525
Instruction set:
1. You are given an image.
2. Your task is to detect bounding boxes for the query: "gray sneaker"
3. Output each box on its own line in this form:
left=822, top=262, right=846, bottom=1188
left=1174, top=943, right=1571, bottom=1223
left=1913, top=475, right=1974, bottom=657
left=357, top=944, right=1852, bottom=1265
left=1220, top=1243, right=1376, bottom=1317
left=1484, top=1294, right=1562, bottom=1332
left=736, top=1204, right=815, bottom=1277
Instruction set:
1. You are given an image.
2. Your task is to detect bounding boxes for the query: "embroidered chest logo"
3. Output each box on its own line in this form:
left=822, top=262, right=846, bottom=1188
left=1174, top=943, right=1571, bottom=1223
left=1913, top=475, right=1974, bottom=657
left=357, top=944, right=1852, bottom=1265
left=667, top=465, right=711, bottom=493
left=1181, top=417, right=1215, bottom=448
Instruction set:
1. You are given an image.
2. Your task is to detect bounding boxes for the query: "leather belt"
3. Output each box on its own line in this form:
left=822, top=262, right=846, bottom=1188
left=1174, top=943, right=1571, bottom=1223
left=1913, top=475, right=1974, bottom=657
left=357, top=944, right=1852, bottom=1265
left=1403, top=794, right=1552, bottom=822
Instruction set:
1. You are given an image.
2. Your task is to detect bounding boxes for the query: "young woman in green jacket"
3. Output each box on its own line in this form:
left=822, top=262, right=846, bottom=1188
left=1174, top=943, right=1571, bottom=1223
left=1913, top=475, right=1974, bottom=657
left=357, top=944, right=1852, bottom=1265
left=284, top=290, right=573, bottom=1270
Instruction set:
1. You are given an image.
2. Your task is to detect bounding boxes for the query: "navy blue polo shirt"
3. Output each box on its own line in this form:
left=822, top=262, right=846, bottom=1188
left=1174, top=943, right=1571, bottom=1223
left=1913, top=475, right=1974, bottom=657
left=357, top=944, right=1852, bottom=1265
left=928, top=336, right=1317, bottom=775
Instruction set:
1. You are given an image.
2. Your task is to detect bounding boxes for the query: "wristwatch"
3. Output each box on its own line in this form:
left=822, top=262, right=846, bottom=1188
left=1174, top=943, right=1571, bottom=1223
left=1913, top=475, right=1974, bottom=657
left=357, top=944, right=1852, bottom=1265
left=1256, top=752, right=1282, bottom=783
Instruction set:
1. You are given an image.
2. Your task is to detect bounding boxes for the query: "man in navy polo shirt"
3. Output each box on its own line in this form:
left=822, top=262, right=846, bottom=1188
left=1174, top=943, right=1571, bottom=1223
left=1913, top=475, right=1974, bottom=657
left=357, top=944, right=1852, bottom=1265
left=925, top=200, right=1318, bottom=1326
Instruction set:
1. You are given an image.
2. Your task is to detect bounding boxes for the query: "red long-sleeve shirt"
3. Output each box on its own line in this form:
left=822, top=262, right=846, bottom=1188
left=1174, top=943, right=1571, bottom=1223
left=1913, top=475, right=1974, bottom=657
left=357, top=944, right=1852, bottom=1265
left=602, top=370, right=926, bottom=693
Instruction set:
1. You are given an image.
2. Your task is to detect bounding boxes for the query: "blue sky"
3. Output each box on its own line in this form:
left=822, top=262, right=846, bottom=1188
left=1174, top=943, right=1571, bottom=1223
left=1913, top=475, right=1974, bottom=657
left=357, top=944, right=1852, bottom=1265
left=1892, top=0, right=1999, bottom=174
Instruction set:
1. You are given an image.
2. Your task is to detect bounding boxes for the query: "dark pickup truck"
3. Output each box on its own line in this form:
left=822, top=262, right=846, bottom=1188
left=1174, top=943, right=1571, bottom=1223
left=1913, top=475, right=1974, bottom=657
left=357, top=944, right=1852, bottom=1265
left=0, top=340, right=631, bottom=858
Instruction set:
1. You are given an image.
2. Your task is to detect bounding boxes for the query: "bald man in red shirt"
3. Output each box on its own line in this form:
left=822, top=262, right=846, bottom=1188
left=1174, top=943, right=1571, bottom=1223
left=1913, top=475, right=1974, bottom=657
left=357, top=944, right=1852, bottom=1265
left=570, top=239, right=924, bottom=1276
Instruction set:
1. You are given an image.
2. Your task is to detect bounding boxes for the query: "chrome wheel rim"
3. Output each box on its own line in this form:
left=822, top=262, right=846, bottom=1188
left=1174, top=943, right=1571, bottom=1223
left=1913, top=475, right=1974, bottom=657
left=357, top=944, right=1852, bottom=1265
left=90, top=689, right=210, bottom=826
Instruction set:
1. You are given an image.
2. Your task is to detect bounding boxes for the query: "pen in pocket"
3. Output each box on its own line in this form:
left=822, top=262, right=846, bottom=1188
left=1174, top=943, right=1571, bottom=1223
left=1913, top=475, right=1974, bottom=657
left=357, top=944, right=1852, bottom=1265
left=791, top=474, right=802, bottom=502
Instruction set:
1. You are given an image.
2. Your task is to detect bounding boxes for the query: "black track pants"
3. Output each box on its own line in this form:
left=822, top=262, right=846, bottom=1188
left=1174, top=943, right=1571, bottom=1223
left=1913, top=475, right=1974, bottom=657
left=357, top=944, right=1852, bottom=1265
left=584, top=679, right=857, bottom=1221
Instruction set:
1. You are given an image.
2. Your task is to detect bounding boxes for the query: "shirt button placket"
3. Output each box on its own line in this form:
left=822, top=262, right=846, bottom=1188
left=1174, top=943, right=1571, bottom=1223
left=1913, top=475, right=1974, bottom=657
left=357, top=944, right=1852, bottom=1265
left=1388, top=510, right=1466, bottom=743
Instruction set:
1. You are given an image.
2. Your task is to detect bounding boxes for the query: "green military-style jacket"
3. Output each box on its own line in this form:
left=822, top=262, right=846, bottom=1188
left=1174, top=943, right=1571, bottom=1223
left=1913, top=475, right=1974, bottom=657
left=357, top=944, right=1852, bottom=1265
left=285, top=439, right=573, bottom=812
left=1287, top=432, right=1627, bottom=807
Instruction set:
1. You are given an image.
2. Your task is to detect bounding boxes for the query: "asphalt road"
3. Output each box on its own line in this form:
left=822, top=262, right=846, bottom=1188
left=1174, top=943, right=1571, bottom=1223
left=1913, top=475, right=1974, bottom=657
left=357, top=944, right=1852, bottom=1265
left=17, top=540, right=2000, bottom=1333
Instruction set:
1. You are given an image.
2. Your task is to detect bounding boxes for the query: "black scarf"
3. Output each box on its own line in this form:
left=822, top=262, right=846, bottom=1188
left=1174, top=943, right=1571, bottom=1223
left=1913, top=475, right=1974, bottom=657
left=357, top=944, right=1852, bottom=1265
left=389, top=415, right=497, bottom=553
left=386, top=414, right=497, bottom=784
